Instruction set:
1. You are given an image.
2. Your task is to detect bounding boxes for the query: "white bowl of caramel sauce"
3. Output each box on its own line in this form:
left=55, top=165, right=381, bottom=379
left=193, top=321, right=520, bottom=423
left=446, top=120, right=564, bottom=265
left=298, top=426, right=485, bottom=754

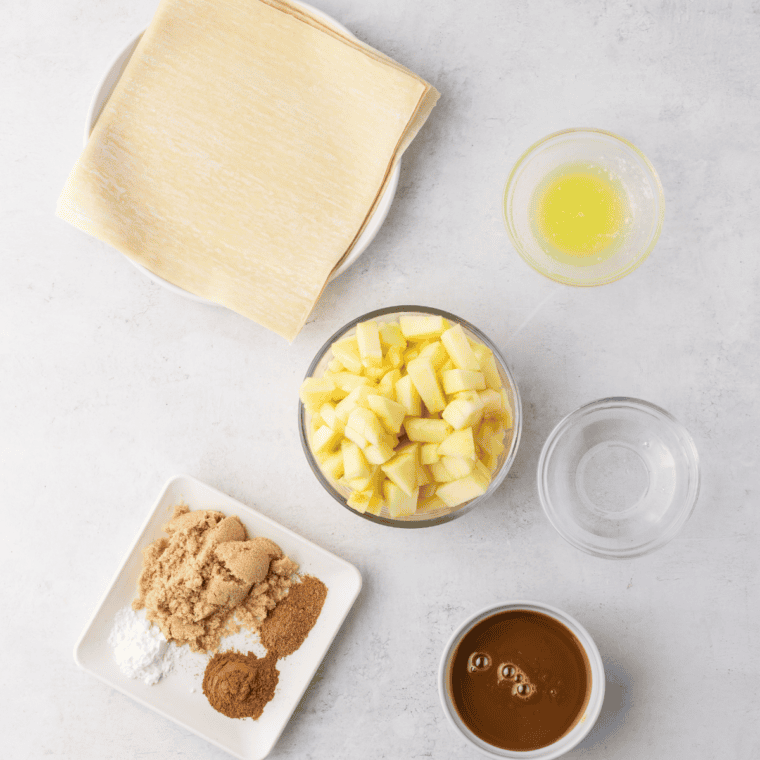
left=438, top=601, right=605, bottom=758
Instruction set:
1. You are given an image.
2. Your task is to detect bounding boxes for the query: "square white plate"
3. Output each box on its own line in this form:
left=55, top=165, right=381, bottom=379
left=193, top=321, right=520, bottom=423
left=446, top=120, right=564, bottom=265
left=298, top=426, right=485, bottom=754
left=74, top=474, right=362, bottom=760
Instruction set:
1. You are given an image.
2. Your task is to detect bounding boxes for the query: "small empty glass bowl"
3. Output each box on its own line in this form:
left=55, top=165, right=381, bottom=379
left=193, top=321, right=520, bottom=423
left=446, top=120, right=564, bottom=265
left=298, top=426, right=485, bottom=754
left=538, top=397, right=699, bottom=558
left=299, top=306, right=522, bottom=527
left=503, top=128, right=665, bottom=286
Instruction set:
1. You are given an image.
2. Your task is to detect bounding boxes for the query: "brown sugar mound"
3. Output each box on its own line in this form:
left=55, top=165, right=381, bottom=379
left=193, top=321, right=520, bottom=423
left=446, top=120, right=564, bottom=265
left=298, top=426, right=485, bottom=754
left=133, top=505, right=299, bottom=652
left=260, top=575, right=328, bottom=659
left=203, top=651, right=279, bottom=719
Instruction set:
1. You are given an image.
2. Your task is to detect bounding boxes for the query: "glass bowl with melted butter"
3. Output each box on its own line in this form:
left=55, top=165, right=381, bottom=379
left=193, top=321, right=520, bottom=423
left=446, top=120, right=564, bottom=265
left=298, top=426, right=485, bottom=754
left=503, top=128, right=665, bottom=286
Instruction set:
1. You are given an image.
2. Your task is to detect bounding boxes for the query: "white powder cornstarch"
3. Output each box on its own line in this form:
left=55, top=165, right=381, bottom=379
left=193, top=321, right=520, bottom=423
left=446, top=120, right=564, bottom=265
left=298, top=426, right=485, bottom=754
left=108, top=606, right=175, bottom=685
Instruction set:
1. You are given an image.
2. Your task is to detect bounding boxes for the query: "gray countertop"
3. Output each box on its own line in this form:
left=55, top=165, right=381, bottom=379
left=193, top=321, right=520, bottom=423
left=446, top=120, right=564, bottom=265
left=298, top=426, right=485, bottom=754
left=3, top=0, right=759, bottom=757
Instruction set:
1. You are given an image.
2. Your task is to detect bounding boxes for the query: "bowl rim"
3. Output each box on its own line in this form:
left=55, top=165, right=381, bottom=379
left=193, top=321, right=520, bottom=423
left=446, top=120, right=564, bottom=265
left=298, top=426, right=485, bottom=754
left=82, top=0, right=400, bottom=299
left=502, top=127, right=666, bottom=287
left=537, top=396, right=701, bottom=559
left=437, top=600, right=606, bottom=759
left=298, top=305, right=523, bottom=528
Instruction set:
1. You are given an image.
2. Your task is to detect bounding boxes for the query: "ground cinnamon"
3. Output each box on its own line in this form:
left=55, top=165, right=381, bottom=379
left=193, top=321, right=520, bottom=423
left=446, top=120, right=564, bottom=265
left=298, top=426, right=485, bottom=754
left=260, top=575, right=328, bottom=659
left=202, top=651, right=279, bottom=719
left=202, top=575, right=328, bottom=719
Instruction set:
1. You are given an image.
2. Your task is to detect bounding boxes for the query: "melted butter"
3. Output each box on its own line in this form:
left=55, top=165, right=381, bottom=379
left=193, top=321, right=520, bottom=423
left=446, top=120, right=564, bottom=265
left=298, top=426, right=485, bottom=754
left=532, top=164, right=628, bottom=263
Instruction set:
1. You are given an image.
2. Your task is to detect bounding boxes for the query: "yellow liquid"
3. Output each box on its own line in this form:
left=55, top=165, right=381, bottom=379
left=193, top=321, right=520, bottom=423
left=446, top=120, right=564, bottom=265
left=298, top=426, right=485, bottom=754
left=535, top=169, right=624, bottom=258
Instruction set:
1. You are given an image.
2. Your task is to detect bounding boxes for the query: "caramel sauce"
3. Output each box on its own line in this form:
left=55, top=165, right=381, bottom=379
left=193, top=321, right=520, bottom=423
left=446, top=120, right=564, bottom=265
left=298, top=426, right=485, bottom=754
left=448, top=610, right=592, bottom=751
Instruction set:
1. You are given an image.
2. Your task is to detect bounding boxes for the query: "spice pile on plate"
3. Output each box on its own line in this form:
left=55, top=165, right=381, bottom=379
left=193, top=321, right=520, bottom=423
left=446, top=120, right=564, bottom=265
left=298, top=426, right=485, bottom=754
left=109, top=504, right=327, bottom=720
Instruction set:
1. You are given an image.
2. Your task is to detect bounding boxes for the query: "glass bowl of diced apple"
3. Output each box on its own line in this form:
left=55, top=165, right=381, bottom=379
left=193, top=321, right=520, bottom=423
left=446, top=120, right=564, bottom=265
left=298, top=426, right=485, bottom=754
left=298, top=307, right=522, bottom=527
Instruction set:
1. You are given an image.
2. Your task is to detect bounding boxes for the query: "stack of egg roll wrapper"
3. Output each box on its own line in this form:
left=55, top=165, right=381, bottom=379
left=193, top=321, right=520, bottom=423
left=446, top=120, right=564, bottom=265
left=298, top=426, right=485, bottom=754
left=57, top=0, right=439, bottom=341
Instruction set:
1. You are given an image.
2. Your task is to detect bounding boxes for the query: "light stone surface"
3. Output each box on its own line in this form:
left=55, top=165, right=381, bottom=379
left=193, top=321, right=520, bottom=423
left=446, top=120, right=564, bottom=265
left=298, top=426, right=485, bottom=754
left=2, top=0, right=759, bottom=758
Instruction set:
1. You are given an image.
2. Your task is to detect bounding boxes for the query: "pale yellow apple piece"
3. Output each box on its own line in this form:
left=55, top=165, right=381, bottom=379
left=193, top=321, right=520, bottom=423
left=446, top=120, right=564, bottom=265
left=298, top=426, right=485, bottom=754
left=356, top=320, right=383, bottom=367
left=399, top=314, right=446, bottom=340
left=395, top=374, right=422, bottom=417
left=320, top=450, right=344, bottom=480
left=442, top=369, right=486, bottom=394
left=437, top=427, right=476, bottom=459
left=312, top=424, right=342, bottom=454
left=436, top=473, right=488, bottom=508
left=328, top=371, right=372, bottom=393
left=481, top=452, right=500, bottom=473
left=404, top=417, right=453, bottom=443
left=381, top=451, right=417, bottom=496
left=342, top=440, right=370, bottom=480
left=480, top=352, right=503, bottom=391
left=367, top=394, right=406, bottom=434
left=346, top=464, right=379, bottom=493
left=441, top=455, right=475, bottom=479
left=377, top=368, right=401, bottom=400
left=364, top=440, right=396, bottom=464
left=420, top=442, right=440, bottom=465
left=441, top=324, right=480, bottom=371
left=418, top=494, right=446, bottom=512
left=319, top=402, right=345, bottom=434
left=386, top=345, right=404, bottom=369
left=418, top=341, right=447, bottom=370
left=430, top=461, right=456, bottom=483
left=363, top=364, right=386, bottom=381
left=383, top=480, right=419, bottom=518
left=406, top=356, right=446, bottom=413
left=478, top=389, right=503, bottom=417
left=335, top=385, right=374, bottom=423
left=416, top=460, right=432, bottom=486
left=300, top=376, right=338, bottom=411
left=442, top=393, right=484, bottom=430
left=343, top=424, right=369, bottom=450
left=379, top=323, right=407, bottom=350
left=331, top=337, right=363, bottom=374
left=328, top=358, right=345, bottom=372
left=346, top=407, right=385, bottom=447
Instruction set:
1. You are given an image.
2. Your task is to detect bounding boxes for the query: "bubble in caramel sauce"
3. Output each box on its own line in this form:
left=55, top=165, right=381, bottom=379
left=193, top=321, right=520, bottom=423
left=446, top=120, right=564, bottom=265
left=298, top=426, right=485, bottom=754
left=468, top=652, right=491, bottom=672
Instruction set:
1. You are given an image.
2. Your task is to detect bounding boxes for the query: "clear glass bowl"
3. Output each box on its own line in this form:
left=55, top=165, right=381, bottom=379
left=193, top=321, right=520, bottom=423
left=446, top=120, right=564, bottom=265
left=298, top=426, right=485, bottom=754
left=538, top=397, right=700, bottom=559
left=503, top=128, right=665, bottom=286
left=299, top=306, right=522, bottom=527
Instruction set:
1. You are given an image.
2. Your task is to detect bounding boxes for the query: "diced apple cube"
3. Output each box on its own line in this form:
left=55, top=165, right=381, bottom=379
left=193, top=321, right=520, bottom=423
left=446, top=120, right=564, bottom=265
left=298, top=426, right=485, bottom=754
left=346, top=407, right=385, bottom=447
left=430, top=461, right=456, bottom=482
left=381, top=451, right=417, bottom=497
left=404, top=417, right=453, bottom=443
left=500, top=389, right=514, bottom=428
left=328, top=358, right=345, bottom=372
left=356, top=320, right=383, bottom=366
left=416, top=461, right=432, bottom=486
left=478, top=389, right=503, bottom=417
left=300, top=377, right=338, bottom=411
left=441, top=324, right=480, bottom=371
left=399, top=314, right=446, bottom=340
left=441, top=455, right=475, bottom=479
left=331, top=337, right=363, bottom=373
left=406, top=356, right=446, bottom=413
left=479, top=352, right=502, bottom=391
left=312, top=424, right=342, bottom=455
left=418, top=494, right=446, bottom=512
left=481, top=453, right=500, bottom=473
left=377, top=368, right=401, bottom=400
left=342, top=441, right=370, bottom=480
left=320, top=450, right=344, bottom=480
left=329, top=372, right=372, bottom=393
left=319, top=402, right=345, bottom=434
left=442, top=369, right=486, bottom=394
left=437, top=427, right=476, bottom=459
left=383, top=480, right=419, bottom=518
left=367, top=394, right=406, bottom=434
left=364, top=440, right=396, bottom=464
left=343, top=424, right=369, bottom=449
left=420, top=443, right=440, bottom=465
left=386, top=345, right=404, bottom=369
left=380, top=323, right=407, bottom=350
left=335, top=385, right=374, bottom=423
left=418, top=341, right=448, bottom=370
left=436, top=473, right=488, bottom=507
left=395, top=374, right=422, bottom=417
left=442, top=393, right=484, bottom=430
